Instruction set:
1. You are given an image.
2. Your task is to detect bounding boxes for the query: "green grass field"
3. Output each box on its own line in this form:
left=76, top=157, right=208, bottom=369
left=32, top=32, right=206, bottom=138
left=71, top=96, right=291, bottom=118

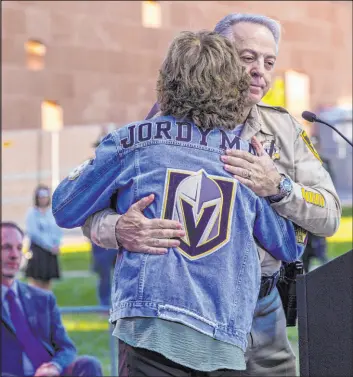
left=341, top=206, right=353, bottom=217
left=26, top=208, right=353, bottom=375
left=52, top=274, right=114, bottom=375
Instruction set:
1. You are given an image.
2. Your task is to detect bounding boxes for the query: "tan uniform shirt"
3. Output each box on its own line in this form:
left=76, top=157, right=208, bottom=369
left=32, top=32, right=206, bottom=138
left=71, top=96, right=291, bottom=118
left=82, top=103, right=341, bottom=276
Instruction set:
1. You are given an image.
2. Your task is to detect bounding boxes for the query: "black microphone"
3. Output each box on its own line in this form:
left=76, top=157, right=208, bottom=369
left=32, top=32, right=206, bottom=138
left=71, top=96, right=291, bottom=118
left=302, top=111, right=353, bottom=147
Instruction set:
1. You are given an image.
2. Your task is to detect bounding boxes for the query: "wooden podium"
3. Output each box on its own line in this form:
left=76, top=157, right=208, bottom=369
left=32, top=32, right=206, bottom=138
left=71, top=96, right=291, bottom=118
left=297, top=249, right=353, bottom=376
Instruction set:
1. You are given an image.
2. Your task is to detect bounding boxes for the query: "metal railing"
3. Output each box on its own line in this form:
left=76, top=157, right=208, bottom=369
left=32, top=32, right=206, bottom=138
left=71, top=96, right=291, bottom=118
left=59, top=305, right=118, bottom=376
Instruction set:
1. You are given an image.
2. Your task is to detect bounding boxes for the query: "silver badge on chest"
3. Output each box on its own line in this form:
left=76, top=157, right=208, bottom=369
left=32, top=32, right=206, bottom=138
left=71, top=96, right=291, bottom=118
left=261, top=140, right=280, bottom=160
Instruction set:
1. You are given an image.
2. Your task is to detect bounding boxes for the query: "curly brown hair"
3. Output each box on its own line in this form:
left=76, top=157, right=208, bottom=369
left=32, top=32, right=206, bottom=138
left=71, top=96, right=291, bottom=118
left=157, top=30, right=250, bottom=130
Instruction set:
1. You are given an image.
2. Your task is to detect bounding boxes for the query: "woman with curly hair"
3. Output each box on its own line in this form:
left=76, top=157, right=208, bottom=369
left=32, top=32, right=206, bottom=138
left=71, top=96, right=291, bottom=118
left=52, top=30, right=303, bottom=376
left=157, top=30, right=249, bottom=130
left=25, top=184, right=63, bottom=290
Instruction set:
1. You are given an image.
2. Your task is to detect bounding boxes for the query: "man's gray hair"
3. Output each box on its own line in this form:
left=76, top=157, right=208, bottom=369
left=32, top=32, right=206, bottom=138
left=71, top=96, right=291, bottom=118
left=214, top=13, right=281, bottom=54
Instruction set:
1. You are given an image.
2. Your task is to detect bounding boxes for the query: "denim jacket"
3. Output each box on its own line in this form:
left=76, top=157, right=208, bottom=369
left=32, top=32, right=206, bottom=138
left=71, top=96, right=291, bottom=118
left=52, top=116, right=304, bottom=351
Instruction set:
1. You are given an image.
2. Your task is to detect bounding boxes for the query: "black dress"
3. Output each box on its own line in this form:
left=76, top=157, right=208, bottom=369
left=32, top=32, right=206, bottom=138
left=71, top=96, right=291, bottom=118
left=25, top=243, right=60, bottom=281
left=25, top=207, right=62, bottom=282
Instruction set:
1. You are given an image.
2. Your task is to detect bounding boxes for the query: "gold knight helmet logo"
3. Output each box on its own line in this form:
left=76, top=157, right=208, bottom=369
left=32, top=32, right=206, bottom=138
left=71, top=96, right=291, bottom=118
left=161, top=169, right=236, bottom=260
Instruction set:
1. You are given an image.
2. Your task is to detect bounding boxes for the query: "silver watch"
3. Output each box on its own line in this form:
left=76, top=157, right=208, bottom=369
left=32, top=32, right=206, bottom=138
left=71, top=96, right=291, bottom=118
left=269, top=174, right=293, bottom=203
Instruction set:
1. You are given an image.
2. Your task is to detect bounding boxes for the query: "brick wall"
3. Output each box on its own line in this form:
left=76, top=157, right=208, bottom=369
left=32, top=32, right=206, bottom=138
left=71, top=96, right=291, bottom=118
left=1, top=1, right=352, bottom=225
left=2, top=0, right=352, bottom=130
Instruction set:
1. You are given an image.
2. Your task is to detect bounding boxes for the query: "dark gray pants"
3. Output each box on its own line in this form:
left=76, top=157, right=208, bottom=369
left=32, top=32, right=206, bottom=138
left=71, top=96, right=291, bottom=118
left=243, top=288, right=296, bottom=376
left=119, top=343, right=242, bottom=377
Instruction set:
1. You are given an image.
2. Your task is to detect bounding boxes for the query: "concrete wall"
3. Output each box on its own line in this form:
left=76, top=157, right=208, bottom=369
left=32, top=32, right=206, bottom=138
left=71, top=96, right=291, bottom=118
left=2, top=124, right=108, bottom=226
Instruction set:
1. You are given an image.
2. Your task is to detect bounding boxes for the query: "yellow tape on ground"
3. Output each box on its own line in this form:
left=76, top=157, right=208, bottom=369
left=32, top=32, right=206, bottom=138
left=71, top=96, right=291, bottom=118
left=23, top=241, right=91, bottom=255
left=327, top=217, right=352, bottom=243
left=60, top=242, right=92, bottom=253
left=62, top=319, right=109, bottom=331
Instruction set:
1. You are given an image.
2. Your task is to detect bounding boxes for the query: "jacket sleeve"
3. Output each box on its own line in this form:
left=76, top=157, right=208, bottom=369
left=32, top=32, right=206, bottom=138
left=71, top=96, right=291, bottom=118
left=52, top=133, right=121, bottom=229
left=271, top=119, right=341, bottom=237
left=82, top=209, right=121, bottom=249
left=80, top=103, right=163, bottom=248
left=48, top=293, right=77, bottom=371
left=254, top=197, right=306, bottom=262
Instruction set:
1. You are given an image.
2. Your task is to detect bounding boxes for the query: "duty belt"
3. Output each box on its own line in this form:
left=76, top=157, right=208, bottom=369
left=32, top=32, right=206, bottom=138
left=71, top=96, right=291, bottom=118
left=258, top=270, right=280, bottom=299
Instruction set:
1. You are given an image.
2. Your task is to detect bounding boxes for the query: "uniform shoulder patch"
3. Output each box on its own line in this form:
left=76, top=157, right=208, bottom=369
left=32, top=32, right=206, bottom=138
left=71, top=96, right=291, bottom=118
left=68, top=159, right=92, bottom=180
left=300, top=130, right=323, bottom=163
left=301, top=188, right=325, bottom=207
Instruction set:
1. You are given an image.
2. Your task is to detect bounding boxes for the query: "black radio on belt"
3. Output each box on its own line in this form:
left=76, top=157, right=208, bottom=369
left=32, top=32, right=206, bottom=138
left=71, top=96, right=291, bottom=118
left=276, top=260, right=304, bottom=327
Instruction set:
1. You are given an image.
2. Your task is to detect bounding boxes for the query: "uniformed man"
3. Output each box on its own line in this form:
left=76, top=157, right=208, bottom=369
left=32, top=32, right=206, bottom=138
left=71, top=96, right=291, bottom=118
left=82, top=14, right=341, bottom=376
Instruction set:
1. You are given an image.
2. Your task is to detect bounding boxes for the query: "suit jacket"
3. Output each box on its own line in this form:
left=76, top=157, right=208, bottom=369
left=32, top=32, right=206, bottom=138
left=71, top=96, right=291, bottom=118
left=1, top=281, right=76, bottom=376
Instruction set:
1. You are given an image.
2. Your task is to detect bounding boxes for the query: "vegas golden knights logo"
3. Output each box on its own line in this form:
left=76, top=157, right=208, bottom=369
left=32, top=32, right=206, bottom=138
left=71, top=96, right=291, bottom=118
left=161, top=169, right=236, bottom=260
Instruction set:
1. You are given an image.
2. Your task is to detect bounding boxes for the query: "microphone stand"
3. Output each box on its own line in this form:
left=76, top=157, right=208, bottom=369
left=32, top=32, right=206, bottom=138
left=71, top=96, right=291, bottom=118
left=314, top=117, right=353, bottom=147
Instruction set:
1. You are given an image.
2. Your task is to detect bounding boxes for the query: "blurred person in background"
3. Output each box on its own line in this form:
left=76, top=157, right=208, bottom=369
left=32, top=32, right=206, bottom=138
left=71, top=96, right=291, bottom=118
left=302, top=232, right=328, bottom=273
left=93, top=128, right=108, bottom=149
left=93, top=124, right=115, bottom=148
left=91, top=127, right=119, bottom=307
left=1, top=222, right=103, bottom=377
left=82, top=13, right=341, bottom=377
left=90, top=241, right=118, bottom=307
left=25, top=185, right=62, bottom=291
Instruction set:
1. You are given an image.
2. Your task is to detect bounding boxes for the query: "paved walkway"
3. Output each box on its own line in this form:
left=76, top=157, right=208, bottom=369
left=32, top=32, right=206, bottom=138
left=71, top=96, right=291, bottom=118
left=62, top=270, right=94, bottom=278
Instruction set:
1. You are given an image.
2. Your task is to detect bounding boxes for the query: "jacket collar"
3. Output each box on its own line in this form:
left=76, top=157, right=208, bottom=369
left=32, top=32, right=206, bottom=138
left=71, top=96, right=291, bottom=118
left=241, top=103, right=274, bottom=140
left=1, top=280, right=38, bottom=334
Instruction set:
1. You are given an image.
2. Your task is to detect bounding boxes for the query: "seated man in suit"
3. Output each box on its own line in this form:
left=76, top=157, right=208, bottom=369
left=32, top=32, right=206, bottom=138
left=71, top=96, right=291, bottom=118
left=1, top=221, right=103, bottom=377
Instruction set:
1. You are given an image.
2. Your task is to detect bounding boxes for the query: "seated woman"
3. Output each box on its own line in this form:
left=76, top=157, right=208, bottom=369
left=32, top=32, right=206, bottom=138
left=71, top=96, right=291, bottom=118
left=52, top=31, right=304, bottom=376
